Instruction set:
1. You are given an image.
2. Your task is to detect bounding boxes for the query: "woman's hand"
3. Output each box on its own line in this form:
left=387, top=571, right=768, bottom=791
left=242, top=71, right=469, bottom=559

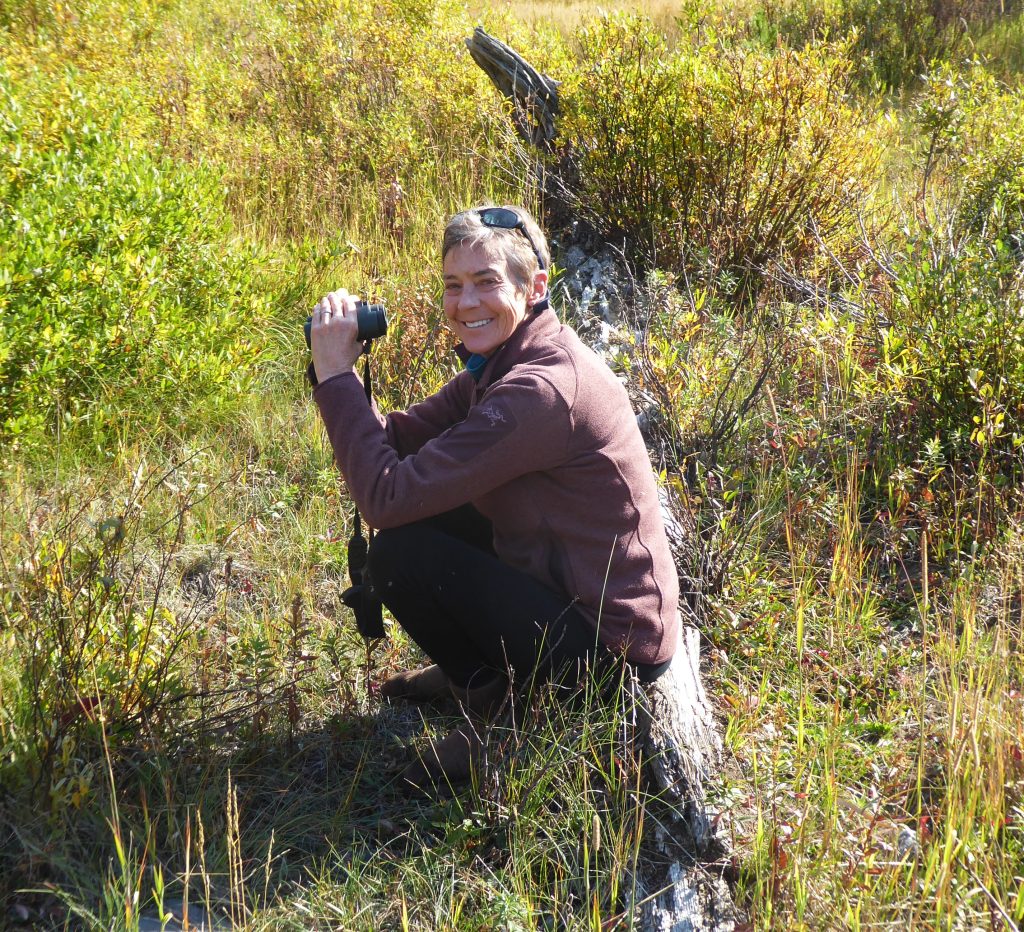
left=310, top=288, right=364, bottom=383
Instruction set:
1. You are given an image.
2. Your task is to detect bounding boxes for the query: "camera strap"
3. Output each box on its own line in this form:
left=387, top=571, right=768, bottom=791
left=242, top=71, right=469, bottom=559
left=341, top=341, right=386, bottom=639
left=353, top=343, right=373, bottom=557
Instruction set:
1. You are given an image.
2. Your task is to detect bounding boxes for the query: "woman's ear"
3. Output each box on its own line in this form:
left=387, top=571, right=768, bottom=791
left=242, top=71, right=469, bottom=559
left=526, top=269, right=549, bottom=307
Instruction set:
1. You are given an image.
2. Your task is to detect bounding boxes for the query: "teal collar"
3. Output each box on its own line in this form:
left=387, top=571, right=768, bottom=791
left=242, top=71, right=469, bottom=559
left=464, top=353, right=488, bottom=381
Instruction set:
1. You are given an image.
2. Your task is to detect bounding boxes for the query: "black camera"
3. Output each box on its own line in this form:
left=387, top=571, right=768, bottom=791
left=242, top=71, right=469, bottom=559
left=304, top=301, right=388, bottom=349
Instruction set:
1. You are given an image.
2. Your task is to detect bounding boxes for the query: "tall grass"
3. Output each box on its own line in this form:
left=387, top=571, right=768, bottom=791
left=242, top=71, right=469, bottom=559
left=713, top=458, right=1024, bottom=926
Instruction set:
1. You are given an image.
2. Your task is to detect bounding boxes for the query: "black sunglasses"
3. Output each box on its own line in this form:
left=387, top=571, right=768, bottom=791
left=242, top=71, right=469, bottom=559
left=477, top=207, right=547, bottom=270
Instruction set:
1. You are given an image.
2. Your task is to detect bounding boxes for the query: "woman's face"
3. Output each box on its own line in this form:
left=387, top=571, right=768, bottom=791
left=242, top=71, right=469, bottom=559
left=442, top=241, right=546, bottom=357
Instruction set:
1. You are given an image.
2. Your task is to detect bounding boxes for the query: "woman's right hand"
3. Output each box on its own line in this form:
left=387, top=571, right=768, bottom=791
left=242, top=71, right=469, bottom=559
left=310, top=288, right=364, bottom=382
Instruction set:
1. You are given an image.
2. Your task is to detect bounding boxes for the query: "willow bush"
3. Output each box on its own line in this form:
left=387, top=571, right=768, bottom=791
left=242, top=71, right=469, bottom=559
left=917, top=61, right=1024, bottom=243
left=879, top=62, right=1024, bottom=467
left=0, top=66, right=286, bottom=451
left=743, top=0, right=1022, bottom=89
left=558, top=16, right=881, bottom=296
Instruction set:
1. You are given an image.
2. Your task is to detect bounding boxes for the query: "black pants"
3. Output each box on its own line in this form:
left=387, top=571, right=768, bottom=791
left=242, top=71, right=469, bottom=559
left=366, top=505, right=669, bottom=690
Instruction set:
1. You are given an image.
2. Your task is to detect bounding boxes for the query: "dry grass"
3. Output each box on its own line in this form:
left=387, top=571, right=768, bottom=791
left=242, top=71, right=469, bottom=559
left=468, top=0, right=688, bottom=40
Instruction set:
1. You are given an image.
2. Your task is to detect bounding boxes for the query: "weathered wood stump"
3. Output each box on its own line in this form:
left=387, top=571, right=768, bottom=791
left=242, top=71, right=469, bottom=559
left=465, top=27, right=560, bottom=149
left=467, top=29, right=739, bottom=931
left=634, top=626, right=736, bottom=931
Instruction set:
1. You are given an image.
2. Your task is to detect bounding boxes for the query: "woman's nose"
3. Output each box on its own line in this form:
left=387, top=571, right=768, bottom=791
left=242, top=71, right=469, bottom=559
left=458, top=285, right=479, bottom=309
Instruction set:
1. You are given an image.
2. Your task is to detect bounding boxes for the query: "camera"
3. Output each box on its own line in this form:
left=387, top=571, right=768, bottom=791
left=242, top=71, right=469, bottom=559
left=304, top=301, right=388, bottom=348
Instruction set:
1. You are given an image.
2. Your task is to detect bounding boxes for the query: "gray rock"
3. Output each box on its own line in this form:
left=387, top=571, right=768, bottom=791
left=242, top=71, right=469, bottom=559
left=137, top=898, right=227, bottom=931
left=897, top=824, right=921, bottom=860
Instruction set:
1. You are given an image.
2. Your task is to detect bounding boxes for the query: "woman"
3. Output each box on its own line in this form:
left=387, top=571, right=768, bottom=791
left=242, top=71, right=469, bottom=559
left=310, top=206, right=679, bottom=790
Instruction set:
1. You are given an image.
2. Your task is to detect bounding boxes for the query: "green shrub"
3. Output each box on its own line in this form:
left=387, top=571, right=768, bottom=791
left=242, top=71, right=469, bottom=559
left=745, top=0, right=1013, bottom=89
left=0, top=66, right=282, bottom=450
left=559, top=17, right=879, bottom=296
left=886, top=229, right=1024, bottom=465
left=917, top=61, right=1024, bottom=245
left=0, top=505, right=191, bottom=815
left=882, top=63, right=1024, bottom=466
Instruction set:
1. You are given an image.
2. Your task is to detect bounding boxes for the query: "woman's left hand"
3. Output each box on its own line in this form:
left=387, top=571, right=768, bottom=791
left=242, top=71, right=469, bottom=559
left=310, top=288, right=364, bottom=382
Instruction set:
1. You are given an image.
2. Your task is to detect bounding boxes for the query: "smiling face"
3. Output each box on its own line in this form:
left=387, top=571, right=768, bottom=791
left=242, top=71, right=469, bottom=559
left=442, top=241, right=547, bottom=357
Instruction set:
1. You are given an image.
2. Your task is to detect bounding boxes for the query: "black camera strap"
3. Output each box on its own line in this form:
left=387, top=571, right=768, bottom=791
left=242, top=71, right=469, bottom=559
left=354, top=343, right=374, bottom=556
left=341, top=342, right=386, bottom=640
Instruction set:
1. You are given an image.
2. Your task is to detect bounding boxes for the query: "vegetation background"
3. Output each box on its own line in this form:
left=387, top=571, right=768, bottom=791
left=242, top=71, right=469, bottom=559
left=1, top=0, right=1023, bottom=927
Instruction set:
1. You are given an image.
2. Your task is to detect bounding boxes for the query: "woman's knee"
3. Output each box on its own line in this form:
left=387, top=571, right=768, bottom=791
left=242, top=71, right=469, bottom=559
left=366, top=523, right=434, bottom=588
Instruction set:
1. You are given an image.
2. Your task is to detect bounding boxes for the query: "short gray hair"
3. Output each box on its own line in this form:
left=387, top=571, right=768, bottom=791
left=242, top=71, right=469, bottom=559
left=442, top=205, right=550, bottom=293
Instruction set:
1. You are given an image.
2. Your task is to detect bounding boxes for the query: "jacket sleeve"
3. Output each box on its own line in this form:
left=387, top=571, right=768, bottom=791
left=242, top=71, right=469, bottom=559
left=313, top=369, right=570, bottom=528
left=383, top=371, right=475, bottom=456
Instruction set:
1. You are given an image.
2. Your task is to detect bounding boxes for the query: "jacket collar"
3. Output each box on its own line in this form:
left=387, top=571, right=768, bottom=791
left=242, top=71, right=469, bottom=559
left=454, top=309, right=560, bottom=391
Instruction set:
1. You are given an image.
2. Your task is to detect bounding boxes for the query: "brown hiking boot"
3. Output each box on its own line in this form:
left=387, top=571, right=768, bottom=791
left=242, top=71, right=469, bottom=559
left=402, top=675, right=509, bottom=793
left=379, top=664, right=450, bottom=702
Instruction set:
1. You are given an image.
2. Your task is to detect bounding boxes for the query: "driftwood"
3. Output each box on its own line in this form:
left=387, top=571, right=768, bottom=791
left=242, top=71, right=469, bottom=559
left=468, top=29, right=739, bottom=931
left=464, top=27, right=561, bottom=148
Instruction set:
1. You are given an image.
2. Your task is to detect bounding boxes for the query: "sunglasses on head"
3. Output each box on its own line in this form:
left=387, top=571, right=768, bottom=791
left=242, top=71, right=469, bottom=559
left=476, top=207, right=546, bottom=271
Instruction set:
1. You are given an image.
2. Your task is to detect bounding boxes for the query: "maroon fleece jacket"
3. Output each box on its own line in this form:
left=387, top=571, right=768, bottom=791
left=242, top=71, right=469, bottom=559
left=313, top=308, right=680, bottom=665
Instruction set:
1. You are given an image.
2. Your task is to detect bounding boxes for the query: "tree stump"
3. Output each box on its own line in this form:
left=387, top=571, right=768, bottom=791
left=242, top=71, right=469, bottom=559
left=467, top=29, right=740, bottom=931
left=464, top=27, right=560, bottom=149
left=634, top=625, right=737, bottom=931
